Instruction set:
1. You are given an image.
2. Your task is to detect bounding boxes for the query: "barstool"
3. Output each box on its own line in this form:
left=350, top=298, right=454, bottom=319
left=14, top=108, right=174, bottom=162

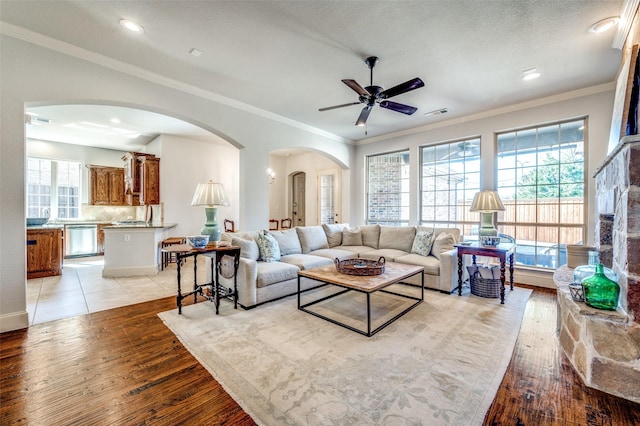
left=161, top=237, right=186, bottom=270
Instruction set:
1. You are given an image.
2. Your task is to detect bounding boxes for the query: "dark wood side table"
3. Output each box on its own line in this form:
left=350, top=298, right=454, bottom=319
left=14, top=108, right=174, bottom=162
left=167, top=243, right=240, bottom=314
left=455, top=243, right=515, bottom=304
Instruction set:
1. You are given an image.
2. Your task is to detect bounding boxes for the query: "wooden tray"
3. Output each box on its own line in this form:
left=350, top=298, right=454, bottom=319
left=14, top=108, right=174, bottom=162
left=335, top=257, right=385, bottom=276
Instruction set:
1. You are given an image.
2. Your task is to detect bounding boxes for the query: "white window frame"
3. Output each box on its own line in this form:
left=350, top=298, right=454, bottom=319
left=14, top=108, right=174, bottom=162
left=366, top=150, right=410, bottom=226
left=27, top=157, right=81, bottom=219
left=496, top=118, right=587, bottom=269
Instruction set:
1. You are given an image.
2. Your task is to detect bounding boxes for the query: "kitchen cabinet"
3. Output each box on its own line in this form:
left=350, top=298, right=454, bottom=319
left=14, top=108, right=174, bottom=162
left=89, top=166, right=125, bottom=206
left=122, top=152, right=160, bottom=205
left=27, top=228, right=63, bottom=279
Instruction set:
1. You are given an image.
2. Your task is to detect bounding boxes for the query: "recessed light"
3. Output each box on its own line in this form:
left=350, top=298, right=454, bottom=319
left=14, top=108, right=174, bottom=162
left=589, top=16, right=619, bottom=33
left=110, top=118, right=121, bottom=124
left=120, top=19, right=144, bottom=33
left=189, top=48, right=203, bottom=57
left=522, top=68, right=540, bottom=81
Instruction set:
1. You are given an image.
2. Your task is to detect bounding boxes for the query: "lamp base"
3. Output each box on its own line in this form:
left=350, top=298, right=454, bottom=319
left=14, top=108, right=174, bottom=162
left=201, top=207, right=221, bottom=242
left=477, top=212, right=498, bottom=238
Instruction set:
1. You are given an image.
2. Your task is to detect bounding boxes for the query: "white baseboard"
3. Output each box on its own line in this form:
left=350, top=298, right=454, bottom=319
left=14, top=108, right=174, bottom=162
left=513, top=267, right=556, bottom=289
left=0, top=310, right=29, bottom=333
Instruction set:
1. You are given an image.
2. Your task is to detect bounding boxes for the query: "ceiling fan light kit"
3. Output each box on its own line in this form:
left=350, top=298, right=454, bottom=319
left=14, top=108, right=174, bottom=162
left=320, top=56, right=425, bottom=127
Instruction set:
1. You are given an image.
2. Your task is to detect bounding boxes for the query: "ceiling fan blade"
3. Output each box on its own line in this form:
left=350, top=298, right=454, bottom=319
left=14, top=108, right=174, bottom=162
left=379, top=100, right=418, bottom=115
left=379, top=78, right=425, bottom=99
left=318, top=101, right=362, bottom=112
left=355, top=105, right=372, bottom=126
left=342, top=79, right=370, bottom=97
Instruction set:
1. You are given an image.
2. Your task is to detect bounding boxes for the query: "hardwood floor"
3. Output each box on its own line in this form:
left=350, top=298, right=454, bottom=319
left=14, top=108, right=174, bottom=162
left=1, top=286, right=639, bottom=425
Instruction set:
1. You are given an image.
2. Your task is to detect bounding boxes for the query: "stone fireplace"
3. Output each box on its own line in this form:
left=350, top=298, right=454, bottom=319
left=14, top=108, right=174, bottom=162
left=554, top=136, right=640, bottom=404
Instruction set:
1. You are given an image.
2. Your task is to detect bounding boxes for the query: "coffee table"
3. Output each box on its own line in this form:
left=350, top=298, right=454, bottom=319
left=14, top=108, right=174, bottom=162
left=297, top=262, right=424, bottom=337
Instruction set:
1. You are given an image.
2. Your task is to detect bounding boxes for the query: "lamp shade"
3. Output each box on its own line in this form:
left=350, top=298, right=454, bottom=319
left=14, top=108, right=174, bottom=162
left=469, top=190, right=505, bottom=212
left=191, top=180, right=230, bottom=207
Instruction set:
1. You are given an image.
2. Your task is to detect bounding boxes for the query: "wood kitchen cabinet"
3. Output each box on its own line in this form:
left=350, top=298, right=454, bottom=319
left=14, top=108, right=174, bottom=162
left=89, top=166, right=125, bottom=206
left=97, top=223, right=107, bottom=255
left=122, top=152, right=160, bottom=205
left=27, top=228, right=63, bottom=279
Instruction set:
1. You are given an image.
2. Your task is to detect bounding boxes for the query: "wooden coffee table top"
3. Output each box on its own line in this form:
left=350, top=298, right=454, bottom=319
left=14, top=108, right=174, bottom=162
left=298, top=262, right=423, bottom=293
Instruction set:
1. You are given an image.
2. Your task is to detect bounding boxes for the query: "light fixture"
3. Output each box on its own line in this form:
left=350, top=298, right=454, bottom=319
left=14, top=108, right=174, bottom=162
left=267, top=168, right=275, bottom=184
left=589, top=16, right=619, bottom=33
left=189, top=48, right=202, bottom=57
left=522, top=68, right=541, bottom=81
left=470, top=190, right=506, bottom=239
left=120, top=19, right=144, bottom=33
left=191, top=180, right=230, bottom=242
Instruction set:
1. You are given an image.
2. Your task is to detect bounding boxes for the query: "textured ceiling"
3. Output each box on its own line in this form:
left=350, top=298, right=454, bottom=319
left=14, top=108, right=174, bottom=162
left=1, top=0, right=625, bottom=149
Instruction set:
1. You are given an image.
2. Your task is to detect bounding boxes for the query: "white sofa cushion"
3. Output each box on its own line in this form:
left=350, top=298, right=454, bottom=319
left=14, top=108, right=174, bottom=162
left=359, top=249, right=409, bottom=262
left=308, top=247, right=358, bottom=261
left=322, top=223, right=348, bottom=247
left=231, top=236, right=260, bottom=260
left=379, top=225, right=416, bottom=252
left=360, top=224, right=380, bottom=248
left=256, top=261, right=299, bottom=288
left=395, top=253, right=441, bottom=276
left=280, top=254, right=333, bottom=270
left=342, top=228, right=363, bottom=245
left=296, top=226, right=329, bottom=253
left=268, top=228, right=302, bottom=255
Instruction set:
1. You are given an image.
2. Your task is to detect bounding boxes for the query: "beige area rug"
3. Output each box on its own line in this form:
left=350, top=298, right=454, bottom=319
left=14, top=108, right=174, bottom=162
left=159, top=284, right=532, bottom=425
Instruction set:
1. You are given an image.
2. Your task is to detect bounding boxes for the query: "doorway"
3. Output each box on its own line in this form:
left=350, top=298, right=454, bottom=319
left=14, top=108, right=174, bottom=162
left=318, top=167, right=341, bottom=224
left=291, top=172, right=306, bottom=227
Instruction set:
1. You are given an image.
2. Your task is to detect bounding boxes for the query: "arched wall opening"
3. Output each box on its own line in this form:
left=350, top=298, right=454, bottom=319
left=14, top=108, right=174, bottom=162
left=268, top=148, right=350, bottom=228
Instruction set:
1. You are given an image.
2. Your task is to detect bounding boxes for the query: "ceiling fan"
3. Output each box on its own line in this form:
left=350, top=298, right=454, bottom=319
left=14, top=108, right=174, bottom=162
left=319, top=56, right=425, bottom=127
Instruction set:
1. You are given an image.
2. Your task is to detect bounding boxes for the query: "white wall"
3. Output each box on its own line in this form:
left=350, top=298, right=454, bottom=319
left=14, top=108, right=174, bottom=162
left=154, top=134, right=240, bottom=237
left=0, top=34, right=351, bottom=332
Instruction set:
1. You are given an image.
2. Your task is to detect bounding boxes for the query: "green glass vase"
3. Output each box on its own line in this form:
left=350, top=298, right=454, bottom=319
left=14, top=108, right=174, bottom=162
left=581, top=263, right=620, bottom=311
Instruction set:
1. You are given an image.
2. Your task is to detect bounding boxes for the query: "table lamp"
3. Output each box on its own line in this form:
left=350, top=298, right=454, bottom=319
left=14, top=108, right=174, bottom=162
left=191, top=180, right=230, bottom=243
left=469, top=190, right=505, bottom=238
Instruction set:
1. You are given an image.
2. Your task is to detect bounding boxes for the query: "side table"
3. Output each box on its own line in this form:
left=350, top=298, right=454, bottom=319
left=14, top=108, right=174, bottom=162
left=168, top=243, right=241, bottom=314
left=456, top=243, right=515, bottom=304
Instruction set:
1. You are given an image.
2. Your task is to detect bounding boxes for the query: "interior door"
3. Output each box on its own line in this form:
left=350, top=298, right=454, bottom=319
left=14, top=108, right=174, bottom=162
left=317, top=168, right=341, bottom=224
left=291, top=172, right=306, bottom=227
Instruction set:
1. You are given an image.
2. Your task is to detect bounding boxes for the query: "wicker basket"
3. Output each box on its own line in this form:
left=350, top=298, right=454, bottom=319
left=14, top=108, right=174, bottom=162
left=335, top=257, right=385, bottom=276
left=470, top=273, right=501, bottom=298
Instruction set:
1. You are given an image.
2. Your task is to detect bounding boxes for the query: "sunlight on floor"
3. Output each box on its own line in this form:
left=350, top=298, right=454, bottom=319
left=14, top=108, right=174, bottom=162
left=26, top=255, right=209, bottom=325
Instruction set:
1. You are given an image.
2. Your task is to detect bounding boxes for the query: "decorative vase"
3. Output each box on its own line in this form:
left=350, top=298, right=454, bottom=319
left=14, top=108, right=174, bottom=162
left=581, top=263, right=620, bottom=311
left=573, top=251, right=617, bottom=284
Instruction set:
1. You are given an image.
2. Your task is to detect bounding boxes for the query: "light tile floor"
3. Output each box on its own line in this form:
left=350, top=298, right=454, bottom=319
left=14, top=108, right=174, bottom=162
left=27, top=255, right=210, bottom=325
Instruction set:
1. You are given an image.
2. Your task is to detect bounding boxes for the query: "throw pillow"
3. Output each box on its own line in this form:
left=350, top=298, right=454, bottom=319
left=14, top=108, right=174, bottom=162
left=411, top=229, right=435, bottom=256
left=231, top=237, right=260, bottom=261
left=322, top=223, right=348, bottom=247
left=431, top=232, right=456, bottom=260
left=342, top=228, right=363, bottom=246
left=255, top=231, right=281, bottom=262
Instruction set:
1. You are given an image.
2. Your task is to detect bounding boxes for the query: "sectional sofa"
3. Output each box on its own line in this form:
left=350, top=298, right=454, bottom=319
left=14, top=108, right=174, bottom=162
left=218, top=224, right=463, bottom=309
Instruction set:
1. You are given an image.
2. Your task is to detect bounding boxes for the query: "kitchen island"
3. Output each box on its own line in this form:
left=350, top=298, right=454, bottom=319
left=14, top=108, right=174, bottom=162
left=102, top=222, right=177, bottom=277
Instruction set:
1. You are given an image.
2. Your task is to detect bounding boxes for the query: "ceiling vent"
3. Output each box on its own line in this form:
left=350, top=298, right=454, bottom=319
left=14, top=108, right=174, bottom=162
left=25, top=115, right=51, bottom=125
left=424, top=108, right=448, bottom=117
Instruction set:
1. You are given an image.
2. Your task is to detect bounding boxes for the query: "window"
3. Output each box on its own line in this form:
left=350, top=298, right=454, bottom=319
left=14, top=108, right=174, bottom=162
left=496, top=119, right=586, bottom=269
left=420, top=137, right=481, bottom=234
left=27, top=158, right=81, bottom=219
left=366, top=150, right=410, bottom=225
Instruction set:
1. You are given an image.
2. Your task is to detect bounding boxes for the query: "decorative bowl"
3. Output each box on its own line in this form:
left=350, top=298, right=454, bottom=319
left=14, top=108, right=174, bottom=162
left=481, top=236, right=501, bottom=247
left=186, top=235, right=210, bottom=248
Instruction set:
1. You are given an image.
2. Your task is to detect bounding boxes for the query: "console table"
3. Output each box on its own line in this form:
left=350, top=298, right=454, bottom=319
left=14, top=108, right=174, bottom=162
left=455, top=243, right=515, bottom=304
left=167, top=243, right=240, bottom=314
